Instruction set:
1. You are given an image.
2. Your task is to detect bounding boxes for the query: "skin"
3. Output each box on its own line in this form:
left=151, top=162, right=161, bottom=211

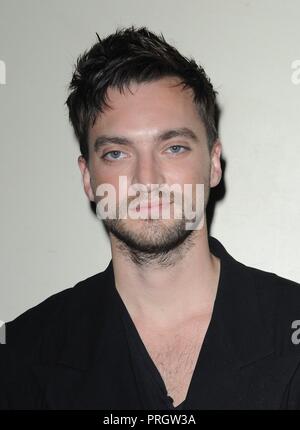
left=78, top=76, right=222, bottom=330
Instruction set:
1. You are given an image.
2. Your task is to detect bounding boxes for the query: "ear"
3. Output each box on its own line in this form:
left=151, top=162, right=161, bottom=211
left=78, top=155, right=95, bottom=202
left=210, top=140, right=222, bottom=188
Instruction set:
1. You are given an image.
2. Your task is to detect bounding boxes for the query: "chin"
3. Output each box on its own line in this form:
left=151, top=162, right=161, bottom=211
left=105, top=217, right=194, bottom=254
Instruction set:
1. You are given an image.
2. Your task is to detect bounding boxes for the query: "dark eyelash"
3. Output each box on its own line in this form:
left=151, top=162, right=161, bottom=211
left=169, top=145, right=190, bottom=151
left=100, top=145, right=190, bottom=160
left=101, top=151, right=121, bottom=159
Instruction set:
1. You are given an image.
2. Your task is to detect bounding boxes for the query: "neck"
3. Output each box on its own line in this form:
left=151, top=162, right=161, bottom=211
left=110, top=222, right=221, bottom=330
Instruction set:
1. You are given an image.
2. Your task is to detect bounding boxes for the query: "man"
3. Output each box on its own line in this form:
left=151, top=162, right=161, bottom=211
left=2, top=26, right=300, bottom=410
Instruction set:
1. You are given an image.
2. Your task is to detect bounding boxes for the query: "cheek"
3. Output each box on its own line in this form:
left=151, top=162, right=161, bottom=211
left=169, top=166, right=208, bottom=188
left=90, top=174, right=128, bottom=206
left=173, top=149, right=210, bottom=184
left=88, top=158, right=112, bottom=187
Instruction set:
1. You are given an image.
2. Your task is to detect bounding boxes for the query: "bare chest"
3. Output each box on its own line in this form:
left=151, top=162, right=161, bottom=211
left=135, top=318, right=210, bottom=407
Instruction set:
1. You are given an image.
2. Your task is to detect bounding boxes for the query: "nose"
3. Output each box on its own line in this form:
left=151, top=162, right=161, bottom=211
left=131, top=152, right=165, bottom=189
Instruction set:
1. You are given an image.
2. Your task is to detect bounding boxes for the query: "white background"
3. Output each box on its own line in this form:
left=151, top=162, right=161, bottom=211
left=0, top=0, right=299, bottom=321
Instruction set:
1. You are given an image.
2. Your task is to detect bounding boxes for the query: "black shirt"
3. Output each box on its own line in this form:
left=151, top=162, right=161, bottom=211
left=3, top=236, right=300, bottom=409
left=117, top=289, right=186, bottom=410
left=111, top=239, right=228, bottom=410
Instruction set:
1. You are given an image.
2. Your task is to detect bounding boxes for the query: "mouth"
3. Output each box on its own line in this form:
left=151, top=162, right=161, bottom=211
left=138, top=200, right=173, bottom=210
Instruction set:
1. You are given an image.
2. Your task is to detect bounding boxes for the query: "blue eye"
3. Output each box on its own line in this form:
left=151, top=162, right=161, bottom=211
left=167, top=145, right=188, bottom=154
left=102, top=150, right=126, bottom=160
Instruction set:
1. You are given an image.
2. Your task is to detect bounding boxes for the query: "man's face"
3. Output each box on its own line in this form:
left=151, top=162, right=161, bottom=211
left=79, top=76, right=222, bottom=255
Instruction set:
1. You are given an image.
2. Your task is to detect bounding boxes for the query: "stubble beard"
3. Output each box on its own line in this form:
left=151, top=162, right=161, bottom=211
left=103, top=212, right=201, bottom=268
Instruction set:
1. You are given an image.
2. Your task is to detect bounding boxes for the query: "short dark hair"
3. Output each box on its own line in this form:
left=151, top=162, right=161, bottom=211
left=65, top=26, right=218, bottom=161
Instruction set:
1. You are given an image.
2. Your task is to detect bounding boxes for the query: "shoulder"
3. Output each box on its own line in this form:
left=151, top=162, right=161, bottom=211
left=227, top=247, right=300, bottom=311
left=246, top=263, right=300, bottom=314
left=236, top=259, right=300, bottom=356
left=0, top=268, right=111, bottom=408
left=5, top=269, right=108, bottom=356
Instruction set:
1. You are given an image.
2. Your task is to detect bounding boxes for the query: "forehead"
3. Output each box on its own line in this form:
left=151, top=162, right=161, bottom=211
left=105, top=76, right=195, bottom=108
left=89, top=77, right=205, bottom=138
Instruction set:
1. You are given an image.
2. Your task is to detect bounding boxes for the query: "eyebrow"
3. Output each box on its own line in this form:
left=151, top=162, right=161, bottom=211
left=93, top=127, right=199, bottom=152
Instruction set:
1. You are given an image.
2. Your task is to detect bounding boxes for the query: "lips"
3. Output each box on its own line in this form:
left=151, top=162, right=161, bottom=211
left=139, top=201, right=162, bottom=210
left=138, top=200, right=173, bottom=210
